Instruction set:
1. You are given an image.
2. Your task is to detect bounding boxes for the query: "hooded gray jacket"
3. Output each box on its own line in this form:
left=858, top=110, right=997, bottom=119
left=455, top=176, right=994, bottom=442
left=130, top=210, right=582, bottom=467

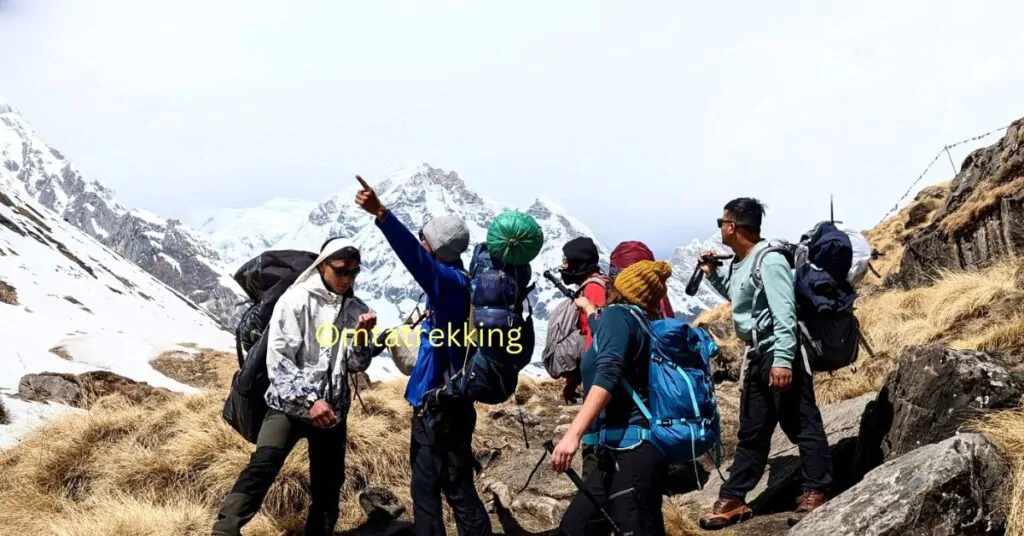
left=263, top=239, right=375, bottom=425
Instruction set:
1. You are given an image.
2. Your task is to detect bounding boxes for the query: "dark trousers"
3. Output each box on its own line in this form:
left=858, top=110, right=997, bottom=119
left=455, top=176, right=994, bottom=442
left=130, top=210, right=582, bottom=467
left=558, top=441, right=667, bottom=536
left=410, top=400, right=492, bottom=536
left=720, top=353, right=833, bottom=502
left=212, top=410, right=347, bottom=536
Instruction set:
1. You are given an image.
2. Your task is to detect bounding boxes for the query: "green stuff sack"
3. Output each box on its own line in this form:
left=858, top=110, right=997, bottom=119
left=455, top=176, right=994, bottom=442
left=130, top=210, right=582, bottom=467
left=486, top=210, right=544, bottom=265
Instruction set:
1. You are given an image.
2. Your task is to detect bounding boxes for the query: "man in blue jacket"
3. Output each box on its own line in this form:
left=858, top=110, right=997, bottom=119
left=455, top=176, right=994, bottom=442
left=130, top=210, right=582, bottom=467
left=355, top=175, right=492, bottom=536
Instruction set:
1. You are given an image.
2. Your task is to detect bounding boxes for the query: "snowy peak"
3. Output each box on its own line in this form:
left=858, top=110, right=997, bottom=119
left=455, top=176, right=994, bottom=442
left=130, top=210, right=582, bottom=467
left=197, top=197, right=318, bottom=266
left=0, top=98, right=245, bottom=326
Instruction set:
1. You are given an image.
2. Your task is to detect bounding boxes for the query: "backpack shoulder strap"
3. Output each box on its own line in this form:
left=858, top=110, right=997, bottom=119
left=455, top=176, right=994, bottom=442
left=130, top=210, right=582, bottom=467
left=750, top=243, right=794, bottom=292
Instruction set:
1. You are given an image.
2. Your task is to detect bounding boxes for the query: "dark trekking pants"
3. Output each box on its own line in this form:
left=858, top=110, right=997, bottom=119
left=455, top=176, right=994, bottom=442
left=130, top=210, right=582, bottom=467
left=212, top=410, right=347, bottom=536
left=719, top=352, right=833, bottom=502
left=410, top=399, right=492, bottom=536
left=558, top=441, right=668, bottom=536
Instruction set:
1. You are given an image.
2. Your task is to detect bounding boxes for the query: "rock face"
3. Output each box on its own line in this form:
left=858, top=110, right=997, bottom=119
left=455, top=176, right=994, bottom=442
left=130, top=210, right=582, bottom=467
left=790, top=433, right=1008, bottom=536
left=854, top=345, right=1022, bottom=477
left=895, top=117, right=1024, bottom=288
left=680, top=392, right=875, bottom=514
left=17, top=371, right=173, bottom=408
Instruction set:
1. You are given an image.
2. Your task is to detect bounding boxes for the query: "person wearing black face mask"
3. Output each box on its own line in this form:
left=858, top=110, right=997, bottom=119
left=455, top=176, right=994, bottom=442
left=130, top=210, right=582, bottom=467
left=557, top=237, right=609, bottom=478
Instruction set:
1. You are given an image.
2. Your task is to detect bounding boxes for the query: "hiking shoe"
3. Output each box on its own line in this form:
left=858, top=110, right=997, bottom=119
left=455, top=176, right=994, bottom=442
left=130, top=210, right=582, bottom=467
left=698, top=498, right=753, bottom=530
left=787, top=491, right=827, bottom=526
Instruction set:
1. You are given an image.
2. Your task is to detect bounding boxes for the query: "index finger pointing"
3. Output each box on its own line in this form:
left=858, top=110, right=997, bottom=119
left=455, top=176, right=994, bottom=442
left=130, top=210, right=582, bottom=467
left=355, top=174, right=371, bottom=190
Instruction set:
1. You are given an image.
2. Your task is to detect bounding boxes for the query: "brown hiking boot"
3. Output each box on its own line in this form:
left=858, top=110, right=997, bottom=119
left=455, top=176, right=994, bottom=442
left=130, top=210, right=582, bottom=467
left=698, top=498, right=753, bottom=530
left=787, top=491, right=827, bottom=526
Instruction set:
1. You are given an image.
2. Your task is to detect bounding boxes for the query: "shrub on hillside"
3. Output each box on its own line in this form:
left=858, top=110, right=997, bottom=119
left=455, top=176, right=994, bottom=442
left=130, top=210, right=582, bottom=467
left=0, top=397, right=8, bottom=425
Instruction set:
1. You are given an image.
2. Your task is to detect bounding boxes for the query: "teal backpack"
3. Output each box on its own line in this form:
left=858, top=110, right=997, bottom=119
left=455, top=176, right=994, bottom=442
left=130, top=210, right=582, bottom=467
left=584, top=304, right=723, bottom=484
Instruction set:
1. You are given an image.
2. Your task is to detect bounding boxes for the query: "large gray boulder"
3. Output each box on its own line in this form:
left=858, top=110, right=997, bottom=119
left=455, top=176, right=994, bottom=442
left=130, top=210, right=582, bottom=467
left=790, top=433, right=1008, bottom=535
left=853, top=345, right=1022, bottom=479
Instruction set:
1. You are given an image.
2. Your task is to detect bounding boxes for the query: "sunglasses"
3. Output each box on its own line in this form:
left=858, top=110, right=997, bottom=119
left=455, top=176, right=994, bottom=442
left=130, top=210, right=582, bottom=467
left=328, top=264, right=360, bottom=277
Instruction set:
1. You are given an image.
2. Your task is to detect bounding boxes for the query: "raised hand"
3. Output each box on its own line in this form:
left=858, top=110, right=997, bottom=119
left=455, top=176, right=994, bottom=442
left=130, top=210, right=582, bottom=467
left=354, top=175, right=386, bottom=219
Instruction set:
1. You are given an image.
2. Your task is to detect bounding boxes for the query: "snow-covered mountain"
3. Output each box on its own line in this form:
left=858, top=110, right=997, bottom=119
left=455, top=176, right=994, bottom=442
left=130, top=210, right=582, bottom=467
left=0, top=97, right=245, bottom=327
left=0, top=181, right=237, bottom=447
left=196, top=197, right=319, bottom=267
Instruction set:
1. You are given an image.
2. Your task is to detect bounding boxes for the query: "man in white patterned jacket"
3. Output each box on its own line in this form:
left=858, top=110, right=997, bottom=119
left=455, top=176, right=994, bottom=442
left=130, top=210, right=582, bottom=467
left=212, top=237, right=380, bottom=536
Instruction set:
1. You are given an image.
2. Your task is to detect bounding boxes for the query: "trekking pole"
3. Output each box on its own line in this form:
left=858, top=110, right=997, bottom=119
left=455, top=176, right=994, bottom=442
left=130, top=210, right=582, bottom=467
left=543, top=440, right=624, bottom=536
left=542, top=269, right=577, bottom=299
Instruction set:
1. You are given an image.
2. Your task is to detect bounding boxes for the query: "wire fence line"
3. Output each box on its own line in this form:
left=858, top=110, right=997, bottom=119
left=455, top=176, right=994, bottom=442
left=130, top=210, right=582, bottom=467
left=875, top=123, right=1011, bottom=226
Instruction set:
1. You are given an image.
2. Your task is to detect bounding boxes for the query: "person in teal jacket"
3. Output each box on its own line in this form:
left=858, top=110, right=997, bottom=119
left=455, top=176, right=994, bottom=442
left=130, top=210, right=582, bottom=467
left=354, top=175, right=492, bottom=536
left=697, top=197, right=832, bottom=531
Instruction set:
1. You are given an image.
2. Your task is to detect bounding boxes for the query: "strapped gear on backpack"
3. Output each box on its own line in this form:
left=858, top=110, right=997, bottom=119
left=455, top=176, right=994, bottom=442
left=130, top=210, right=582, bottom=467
left=541, top=275, right=608, bottom=379
left=748, top=221, right=873, bottom=373
left=222, top=249, right=318, bottom=443
left=428, top=243, right=537, bottom=407
left=582, top=304, right=723, bottom=486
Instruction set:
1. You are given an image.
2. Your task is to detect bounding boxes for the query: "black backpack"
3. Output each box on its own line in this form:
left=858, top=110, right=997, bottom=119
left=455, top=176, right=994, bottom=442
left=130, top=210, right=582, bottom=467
left=748, top=222, right=873, bottom=373
left=222, top=249, right=317, bottom=443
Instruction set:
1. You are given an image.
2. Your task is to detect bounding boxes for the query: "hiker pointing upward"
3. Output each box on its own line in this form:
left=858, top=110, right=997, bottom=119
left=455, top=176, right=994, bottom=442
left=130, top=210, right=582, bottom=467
left=354, top=175, right=493, bottom=536
left=552, top=259, right=674, bottom=536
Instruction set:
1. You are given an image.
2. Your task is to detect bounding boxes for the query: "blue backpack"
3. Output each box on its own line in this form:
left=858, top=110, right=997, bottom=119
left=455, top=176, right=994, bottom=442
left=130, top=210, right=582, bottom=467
left=429, top=243, right=537, bottom=406
left=584, top=304, right=722, bottom=480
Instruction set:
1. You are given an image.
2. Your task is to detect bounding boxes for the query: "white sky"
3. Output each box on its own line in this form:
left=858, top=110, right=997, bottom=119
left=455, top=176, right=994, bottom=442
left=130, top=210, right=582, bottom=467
left=2, top=0, right=1023, bottom=258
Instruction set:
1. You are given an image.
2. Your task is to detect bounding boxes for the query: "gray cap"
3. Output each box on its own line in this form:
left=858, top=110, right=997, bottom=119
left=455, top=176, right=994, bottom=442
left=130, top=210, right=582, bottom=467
left=421, top=215, right=470, bottom=262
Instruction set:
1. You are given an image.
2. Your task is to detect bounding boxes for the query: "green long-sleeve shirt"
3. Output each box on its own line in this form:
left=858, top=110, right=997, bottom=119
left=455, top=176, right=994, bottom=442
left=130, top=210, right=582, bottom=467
left=706, top=240, right=797, bottom=369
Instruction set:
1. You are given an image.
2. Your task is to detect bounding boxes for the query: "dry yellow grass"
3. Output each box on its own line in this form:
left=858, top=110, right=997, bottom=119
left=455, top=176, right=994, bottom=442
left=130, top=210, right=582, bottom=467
left=0, top=348, right=566, bottom=536
left=972, top=401, right=1024, bottom=536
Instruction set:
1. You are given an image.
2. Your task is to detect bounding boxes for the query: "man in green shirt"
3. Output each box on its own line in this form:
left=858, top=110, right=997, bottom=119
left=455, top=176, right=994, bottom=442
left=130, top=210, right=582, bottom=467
left=697, top=198, right=832, bottom=530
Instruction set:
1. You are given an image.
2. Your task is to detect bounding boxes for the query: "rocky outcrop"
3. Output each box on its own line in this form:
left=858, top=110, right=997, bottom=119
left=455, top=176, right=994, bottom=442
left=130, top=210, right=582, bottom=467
left=790, top=433, right=1008, bottom=536
left=17, top=371, right=173, bottom=408
left=895, top=118, right=1024, bottom=288
left=853, top=345, right=1022, bottom=477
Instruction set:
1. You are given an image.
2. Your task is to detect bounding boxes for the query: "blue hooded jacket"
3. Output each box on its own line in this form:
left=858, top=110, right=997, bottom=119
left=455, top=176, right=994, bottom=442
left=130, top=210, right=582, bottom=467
left=374, top=211, right=472, bottom=407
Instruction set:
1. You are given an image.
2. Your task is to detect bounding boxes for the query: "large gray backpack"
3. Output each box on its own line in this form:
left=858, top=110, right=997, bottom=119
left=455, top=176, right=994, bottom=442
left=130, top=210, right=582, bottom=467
left=542, top=276, right=607, bottom=379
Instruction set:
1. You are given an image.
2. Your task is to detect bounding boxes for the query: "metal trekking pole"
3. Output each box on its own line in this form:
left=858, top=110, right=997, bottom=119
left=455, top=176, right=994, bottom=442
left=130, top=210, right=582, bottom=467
left=543, top=440, right=624, bottom=536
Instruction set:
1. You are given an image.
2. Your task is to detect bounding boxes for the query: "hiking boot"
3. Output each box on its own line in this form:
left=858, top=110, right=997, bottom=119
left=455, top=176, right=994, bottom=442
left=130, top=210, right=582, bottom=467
left=698, top=498, right=753, bottom=530
left=787, top=491, right=827, bottom=526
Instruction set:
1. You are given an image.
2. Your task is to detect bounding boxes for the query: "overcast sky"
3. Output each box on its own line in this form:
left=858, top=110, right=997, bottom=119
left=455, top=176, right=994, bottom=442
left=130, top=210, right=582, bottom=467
left=2, top=0, right=1023, bottom=258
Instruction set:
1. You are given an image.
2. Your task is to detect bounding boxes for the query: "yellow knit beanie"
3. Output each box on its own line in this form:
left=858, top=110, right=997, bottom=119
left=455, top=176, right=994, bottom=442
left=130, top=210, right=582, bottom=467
left=613, top=259, right=672, bottom=312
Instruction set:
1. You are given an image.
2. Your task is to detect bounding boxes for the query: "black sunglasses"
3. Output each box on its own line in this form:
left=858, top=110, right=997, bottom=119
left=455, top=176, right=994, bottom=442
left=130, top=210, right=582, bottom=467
left=328, top=264, right=360, bottom=277
left=717, top=218, right=735, bottom=228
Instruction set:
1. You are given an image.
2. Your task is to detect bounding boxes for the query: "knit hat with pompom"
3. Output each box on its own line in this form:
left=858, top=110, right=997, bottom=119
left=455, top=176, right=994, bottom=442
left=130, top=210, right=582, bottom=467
left=612, top=259, right=672, bottom=313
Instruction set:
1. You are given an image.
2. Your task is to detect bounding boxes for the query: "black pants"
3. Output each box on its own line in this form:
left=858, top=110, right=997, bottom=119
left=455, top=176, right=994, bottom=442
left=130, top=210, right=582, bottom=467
left=410, top=400, right=492, bottom=535
left=719, top=353, right=833, bottom=502
left=558, top=441, right=667, bottom=536
left=212, top=410, right=347, bottom=536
